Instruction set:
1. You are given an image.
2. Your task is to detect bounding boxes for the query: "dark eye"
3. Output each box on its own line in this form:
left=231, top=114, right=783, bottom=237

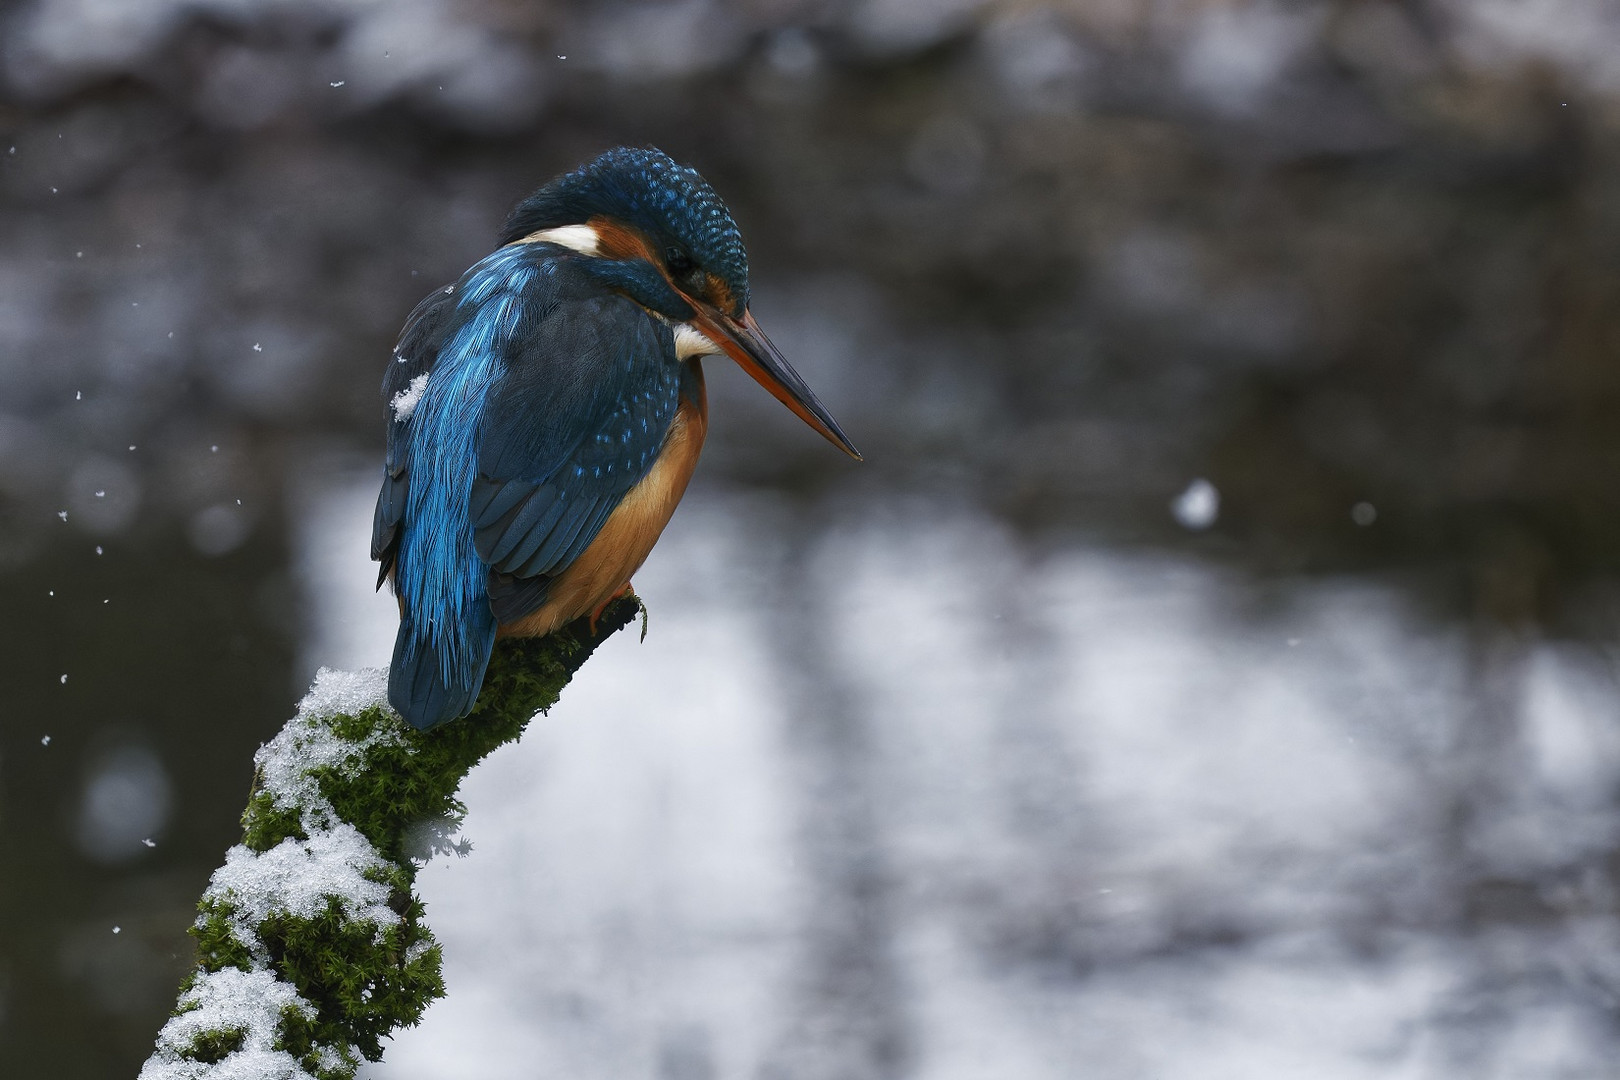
left=666, top=247, right=707, bottom=294
left=666, top=247, right=695, bottom=274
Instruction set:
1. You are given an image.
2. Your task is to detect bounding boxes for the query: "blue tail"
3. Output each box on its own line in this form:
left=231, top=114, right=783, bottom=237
left=387, top=607, right=497, bottom=730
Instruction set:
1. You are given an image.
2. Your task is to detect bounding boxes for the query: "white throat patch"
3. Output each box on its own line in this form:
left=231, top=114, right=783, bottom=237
left=673, top=322, right=723, bottom=360
left=519, top=224, right=602, bottom=256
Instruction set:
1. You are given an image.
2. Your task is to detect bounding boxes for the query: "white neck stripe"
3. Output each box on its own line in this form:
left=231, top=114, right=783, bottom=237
left=517, top=224, right=602, bottom=256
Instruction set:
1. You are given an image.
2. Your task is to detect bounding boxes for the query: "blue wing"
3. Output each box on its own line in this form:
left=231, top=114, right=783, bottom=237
left=472, top=291, right=682, bottom=607
left=373, top=245, right=680, bottom=729
left=373, top=286, right=456, bottom=586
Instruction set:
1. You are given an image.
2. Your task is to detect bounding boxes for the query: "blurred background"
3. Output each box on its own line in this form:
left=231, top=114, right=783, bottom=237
left=5, top=0, right=1620, bottom=1076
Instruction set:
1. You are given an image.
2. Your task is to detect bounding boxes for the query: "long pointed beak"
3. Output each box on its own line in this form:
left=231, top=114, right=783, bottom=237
left=694, top=308, right=863, bottom=460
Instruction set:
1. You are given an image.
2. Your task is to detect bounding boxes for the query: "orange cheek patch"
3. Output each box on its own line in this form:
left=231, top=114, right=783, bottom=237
left=583, top=216, right=725, bottom=318
left=587, top=216, right=661, bottom=263
left=705, top=273, right=736, bottom=316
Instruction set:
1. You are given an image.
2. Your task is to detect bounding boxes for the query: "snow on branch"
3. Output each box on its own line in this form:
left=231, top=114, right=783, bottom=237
left=139, top=598, right=643, bottom=1080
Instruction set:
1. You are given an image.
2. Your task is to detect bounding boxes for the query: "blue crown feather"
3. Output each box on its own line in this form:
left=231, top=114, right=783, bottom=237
left=500, top=146, right=750, bottom=314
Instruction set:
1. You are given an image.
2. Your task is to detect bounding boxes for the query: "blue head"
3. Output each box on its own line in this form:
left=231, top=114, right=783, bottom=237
left=501, top=146, right=860, bottom=460
left=501, top=146, right=750, bottom=318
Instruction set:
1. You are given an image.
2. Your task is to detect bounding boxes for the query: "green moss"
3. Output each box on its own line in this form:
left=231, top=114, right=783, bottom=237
left=182, top=1026, right=244, bottom=1064
left=154, top=598, right=641, bottom=1078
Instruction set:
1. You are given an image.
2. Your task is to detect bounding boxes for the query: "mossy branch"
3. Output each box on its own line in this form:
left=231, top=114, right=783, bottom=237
left=139, top=598, right=642, bottom=1080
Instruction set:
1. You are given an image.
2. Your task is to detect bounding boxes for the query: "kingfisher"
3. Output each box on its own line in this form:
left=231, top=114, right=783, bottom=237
left=371, top=146, right=861, bottom=730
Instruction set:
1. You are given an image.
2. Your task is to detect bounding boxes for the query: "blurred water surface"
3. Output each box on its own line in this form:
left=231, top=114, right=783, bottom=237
left=317, top=487, right=1619, bottom=1080
left=5, top=1, right=1620, bottom=1077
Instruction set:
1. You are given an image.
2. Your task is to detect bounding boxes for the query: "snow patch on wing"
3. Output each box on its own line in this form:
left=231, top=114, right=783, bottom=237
left=390, top=372, right=429, bottom=422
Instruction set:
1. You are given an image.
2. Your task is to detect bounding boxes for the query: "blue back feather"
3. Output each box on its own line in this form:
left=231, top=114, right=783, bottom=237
left=375, top=241, right=684, bottom=729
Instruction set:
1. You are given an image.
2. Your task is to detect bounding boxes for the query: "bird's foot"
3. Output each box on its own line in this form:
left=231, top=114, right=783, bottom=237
left=589, top=581, right=636, bottom=636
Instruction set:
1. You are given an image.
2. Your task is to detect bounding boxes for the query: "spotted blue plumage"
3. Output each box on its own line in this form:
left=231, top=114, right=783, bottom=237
left=373, top=241, right=685, bottom=729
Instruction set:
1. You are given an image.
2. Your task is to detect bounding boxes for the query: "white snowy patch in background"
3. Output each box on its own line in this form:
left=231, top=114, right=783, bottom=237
left=1179, top=2, right=1320, bottom=113
left=360, top=493, right=799, bottom=1080
left=564, top=0, right=750, bottom=82
left=8, top=0, right=545, bottom=127
left=205, top=824, right=399, bottom=953
left=187, top=502, right=253, bottom=557
left=313, top=492, right=1620, bottom=1080
left=139, top=967, right=318, bottom=1080
left=1450, top=0, right=1620, bottom=94
left=390, top=373, right=428, bottom=422
left=291, top=467, right=401, bottom=683
left=76, top=744, right=172, bottom=864
left=1171, top=477, right=1220, bottom=529
left=847, top=0, right=993, bottom=56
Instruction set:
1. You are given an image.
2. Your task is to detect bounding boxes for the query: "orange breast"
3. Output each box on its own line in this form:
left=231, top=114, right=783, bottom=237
left=496, top=365, right=708, bottom=639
